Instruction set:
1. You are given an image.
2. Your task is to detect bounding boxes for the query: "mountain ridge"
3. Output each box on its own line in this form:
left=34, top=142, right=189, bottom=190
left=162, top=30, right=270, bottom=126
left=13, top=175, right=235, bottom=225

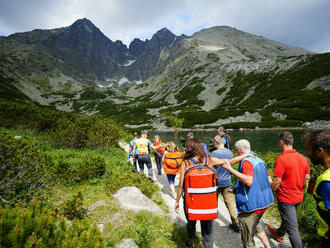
left=0, top=18, right=329, bottom=130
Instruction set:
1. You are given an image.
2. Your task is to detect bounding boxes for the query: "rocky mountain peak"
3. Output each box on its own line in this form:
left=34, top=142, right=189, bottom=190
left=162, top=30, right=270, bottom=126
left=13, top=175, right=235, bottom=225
left=152, top=27, right=175, bottom=41
left=71, top=18, right=97, bottom=29
left=129, top=38, right=146, bottom=57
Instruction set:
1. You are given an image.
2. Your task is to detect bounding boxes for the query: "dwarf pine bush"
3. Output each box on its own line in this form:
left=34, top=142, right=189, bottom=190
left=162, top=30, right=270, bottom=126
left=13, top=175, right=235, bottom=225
left=73, top=155, right=106, bottom=182
left=0, top=134, right=54, bottom=203
left=62, top=192, right=88, bottom=220
left=50, top=115, right=124, bottom=149
left=0, top=201, right=104, bottom=247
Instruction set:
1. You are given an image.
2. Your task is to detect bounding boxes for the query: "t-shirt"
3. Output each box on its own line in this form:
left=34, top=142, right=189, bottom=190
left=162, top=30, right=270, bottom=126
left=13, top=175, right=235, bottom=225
left=211, top=148, right=233, bottom=187
left=130, top=139, right=138, bottom=156
left=319, top=181, right=330, bottom=210
left=135, top=138, right=152, bottom=155
left=221, top=136, right=227, bottom=145
left=274, top=149, right=310, bottom=204
left=241, top=160, right=269, bottom=214
left=202, top=143, right=209, bottom=156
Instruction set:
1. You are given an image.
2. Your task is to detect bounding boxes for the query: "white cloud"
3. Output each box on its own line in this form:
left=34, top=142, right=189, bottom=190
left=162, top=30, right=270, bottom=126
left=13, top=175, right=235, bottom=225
left=0, top=0, right=329, bottom=52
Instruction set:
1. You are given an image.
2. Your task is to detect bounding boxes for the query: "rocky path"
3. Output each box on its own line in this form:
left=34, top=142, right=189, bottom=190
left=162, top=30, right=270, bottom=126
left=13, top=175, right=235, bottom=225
left=149, top=160, right=291, bottom=248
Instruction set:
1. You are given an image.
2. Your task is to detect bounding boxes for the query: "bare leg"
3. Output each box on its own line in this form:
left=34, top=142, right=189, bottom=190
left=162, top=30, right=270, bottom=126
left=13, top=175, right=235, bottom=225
left=169, top=184, right=176, bottom=198
left=257, top=231, right=271, bottom=248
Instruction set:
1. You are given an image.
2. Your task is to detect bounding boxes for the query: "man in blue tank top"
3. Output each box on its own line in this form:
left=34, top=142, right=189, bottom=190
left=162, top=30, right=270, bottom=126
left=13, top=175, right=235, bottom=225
left=221, top=139, right=273, bottom=248
left=211, top=135, right=239, bottom=232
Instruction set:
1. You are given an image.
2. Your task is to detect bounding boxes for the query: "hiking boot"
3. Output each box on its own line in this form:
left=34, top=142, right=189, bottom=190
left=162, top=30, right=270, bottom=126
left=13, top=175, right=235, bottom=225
left=229, top=223, right=240, bottom=233
left=148, top=176, right=154, bottom=182
left=267, top=224, right=284, bottom=243
left=185, top=240, right=193, bottom=247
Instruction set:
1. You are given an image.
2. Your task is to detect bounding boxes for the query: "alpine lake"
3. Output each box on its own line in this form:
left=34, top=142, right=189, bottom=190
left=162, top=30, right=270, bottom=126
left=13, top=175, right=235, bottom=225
left=149, top=129, right=308, bottom=154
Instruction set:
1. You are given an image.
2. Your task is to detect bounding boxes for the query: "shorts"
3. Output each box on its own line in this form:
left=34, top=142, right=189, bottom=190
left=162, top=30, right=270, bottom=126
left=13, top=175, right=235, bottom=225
left=166, top=174, right=176, bottom=184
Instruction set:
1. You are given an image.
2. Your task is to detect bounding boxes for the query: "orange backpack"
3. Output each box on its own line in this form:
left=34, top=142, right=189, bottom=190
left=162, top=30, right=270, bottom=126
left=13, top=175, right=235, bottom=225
left=163, top=152, right=184, bottom=174
left=152, top=140, right=165, bottom=154
left=184, top=158, right=218, bottom=220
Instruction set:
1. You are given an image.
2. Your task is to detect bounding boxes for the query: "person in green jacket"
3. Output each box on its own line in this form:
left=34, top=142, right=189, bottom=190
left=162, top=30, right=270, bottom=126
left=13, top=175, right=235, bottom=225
left=304, top=130, right=330, bottom=248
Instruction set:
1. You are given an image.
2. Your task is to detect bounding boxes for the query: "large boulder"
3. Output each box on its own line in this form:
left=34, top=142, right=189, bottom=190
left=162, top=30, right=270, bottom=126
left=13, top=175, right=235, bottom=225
left=113, top=186, right=164, bottom=214
left=115, top=238, right=139, bottom=248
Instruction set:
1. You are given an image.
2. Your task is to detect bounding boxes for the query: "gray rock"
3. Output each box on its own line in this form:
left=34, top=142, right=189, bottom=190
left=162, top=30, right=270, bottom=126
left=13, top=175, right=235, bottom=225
left=303, top=120, right=330, bottom=130
left=97, top=223, right=105, bottom=233
left=115, top=238, right=139, bottom=248
left=113, top=186, right=164, bottom=214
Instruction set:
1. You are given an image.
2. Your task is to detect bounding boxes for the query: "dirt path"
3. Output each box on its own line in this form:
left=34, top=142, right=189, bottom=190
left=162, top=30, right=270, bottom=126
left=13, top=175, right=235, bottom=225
left=149, top=160, right=291, bottom=248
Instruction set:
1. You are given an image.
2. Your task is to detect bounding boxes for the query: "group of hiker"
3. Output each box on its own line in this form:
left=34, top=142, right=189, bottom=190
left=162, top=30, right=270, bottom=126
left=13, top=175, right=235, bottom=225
left=127, top=128, right=330, bottom=248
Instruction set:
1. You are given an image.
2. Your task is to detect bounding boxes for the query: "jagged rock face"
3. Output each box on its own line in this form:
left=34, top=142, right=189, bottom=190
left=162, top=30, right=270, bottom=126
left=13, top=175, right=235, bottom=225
left=41, top=19, right=129, bottom=80
left=125, top=28, right=181, bottom=81
left=5, top=19, right=182, bottom=82
left=129, top=38, right=146, bottom=57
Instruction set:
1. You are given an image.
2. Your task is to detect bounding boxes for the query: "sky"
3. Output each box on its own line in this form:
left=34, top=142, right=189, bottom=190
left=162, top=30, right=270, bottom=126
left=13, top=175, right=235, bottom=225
left=0, top=0, right=330, bottom=53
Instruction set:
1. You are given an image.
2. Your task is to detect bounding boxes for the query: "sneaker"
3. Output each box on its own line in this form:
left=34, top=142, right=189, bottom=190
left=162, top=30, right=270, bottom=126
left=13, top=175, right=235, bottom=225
left=267, top=224, right=284, bottom=243
left=229, top=224, right=240, bottom=233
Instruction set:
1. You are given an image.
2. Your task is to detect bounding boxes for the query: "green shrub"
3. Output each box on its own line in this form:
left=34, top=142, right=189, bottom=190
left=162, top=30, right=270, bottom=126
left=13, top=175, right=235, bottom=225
left=50, top=117, right=89, bottom=148
left=0, top=134, right=53, bottom=203
left=75, top=155, right=106, bottom=182
left=0, top=200, right=104, bottom=247
left=86, top=116, right=123, bottom=149
left=105, top=161, right=159, bottom=199
left=50, top=115, right=124, bottom=149
left=62, top=192, right=88, bottom=220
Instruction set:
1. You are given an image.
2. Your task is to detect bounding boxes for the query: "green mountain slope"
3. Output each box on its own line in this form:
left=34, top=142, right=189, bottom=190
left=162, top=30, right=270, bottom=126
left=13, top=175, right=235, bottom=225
left=0, top=20, right=329, bottom=129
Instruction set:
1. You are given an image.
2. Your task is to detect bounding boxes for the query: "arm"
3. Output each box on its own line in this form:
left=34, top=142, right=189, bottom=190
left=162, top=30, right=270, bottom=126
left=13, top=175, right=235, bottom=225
left=209, top=152, right=254, bottom=167
left=271, top=176, right=281, bottom=192
left=222, top=160, right=253, bottom=187
left=174, top=162, right=186, bottom=213
left=303, top=174, right=310, bottom=189
left=132, top=145, right=136, bottom=159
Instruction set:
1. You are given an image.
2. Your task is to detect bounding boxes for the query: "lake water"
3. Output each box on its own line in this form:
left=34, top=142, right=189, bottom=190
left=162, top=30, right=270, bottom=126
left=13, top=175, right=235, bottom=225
left=149, top=129, right=308, bottom=154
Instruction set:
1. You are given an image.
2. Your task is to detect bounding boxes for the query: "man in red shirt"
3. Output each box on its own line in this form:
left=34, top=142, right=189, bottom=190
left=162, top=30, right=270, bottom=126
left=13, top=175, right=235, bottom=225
left=268, top=131, right=310, bottom=248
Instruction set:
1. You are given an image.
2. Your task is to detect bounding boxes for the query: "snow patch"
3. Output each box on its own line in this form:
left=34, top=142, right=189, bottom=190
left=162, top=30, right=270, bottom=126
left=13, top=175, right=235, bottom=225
left=135, top=80, right=143, bottom=85
left=97, top=83, right=113, bottom=88
left=123, top=60, right=136, bottom=67
left=118, top=77, right=130, bottom=86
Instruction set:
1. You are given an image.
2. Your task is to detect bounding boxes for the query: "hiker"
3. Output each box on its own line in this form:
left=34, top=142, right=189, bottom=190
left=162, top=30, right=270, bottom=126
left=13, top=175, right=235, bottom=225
left=217, top=126, right=231, bottom=150
left=162, top=141, right=183, bottom=198
left=211, top=135, right=240, bottom=233
left=186, top=132, right=209, bottom=156
left=268, top=131, right=310, bottom=248
left=129, top=132, right=139, bottom=172
left=174, top=138, right=253, bottom=248
left=304, top=130, right=330, bottom=248
left=153, top=135, right=165, bottom=175
left=132, top=130, right=160, bottom=180
left=220, top=139, right=273, bottom=248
